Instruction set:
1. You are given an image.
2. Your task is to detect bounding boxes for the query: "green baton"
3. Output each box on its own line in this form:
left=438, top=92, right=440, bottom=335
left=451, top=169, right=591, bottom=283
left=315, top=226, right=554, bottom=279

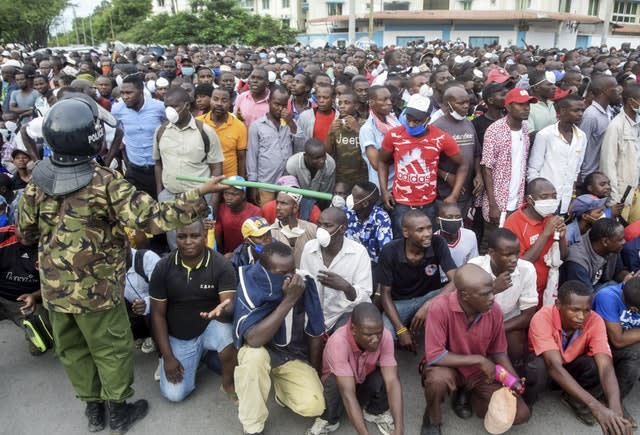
left=176, top=175, right=333, bottom=201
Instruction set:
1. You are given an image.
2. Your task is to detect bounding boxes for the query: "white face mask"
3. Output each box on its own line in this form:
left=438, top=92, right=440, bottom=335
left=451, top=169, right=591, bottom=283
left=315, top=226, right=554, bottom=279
left=146, top=80, right=156, bottom=94
left=331, top=195, right=346, bottom=208
left=346, top=194, right=355, bottom=210
left=531, top=197, right=560, bottom=217
left=419, top=83, right=433, bottom=98
left=316, top=225, right=342, bottom=248
left=165, top=106, right=180, bottom=124
left=448, top=103, right=466, bottom=121
left=115, top=74, right=123, bottom=88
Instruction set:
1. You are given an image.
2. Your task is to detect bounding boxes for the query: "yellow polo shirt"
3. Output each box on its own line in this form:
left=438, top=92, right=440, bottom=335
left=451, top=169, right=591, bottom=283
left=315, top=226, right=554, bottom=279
left=197, top=112, right=248, bottom=177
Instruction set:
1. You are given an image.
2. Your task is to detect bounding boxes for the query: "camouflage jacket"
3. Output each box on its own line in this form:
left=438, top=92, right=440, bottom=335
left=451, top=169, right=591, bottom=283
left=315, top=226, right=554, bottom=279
left=18, top=163, right=208, bottom=314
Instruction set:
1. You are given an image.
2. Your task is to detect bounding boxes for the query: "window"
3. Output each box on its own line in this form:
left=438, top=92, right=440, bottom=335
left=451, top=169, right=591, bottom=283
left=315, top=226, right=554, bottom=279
left=469, top=36, right=499, bottom=49
left=282, top=19, right=290, bottom=27
left=327, top=3, right=343, bottom=16
left=613, top=1, right=638, bottom=23
left=463, top=1, right=472, bottom=11
left=282, top=0, right=290, bottom=7
left=559, top=0, right=572, bottom=13
left=515, top=0, right=530, bottom=10
left=422, top=0, right=448, bottom=9
left=262, top=0, right=270, bottom=9
left=588, top=0, right=599, bottom=16
left=384, top=1, right=410, bottom=10
left=157, top=0, right=165, bottom=6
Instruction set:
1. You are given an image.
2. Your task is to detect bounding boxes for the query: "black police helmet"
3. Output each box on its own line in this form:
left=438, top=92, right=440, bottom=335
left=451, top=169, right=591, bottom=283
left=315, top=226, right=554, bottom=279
left=42, top=96, right=105, bottom=166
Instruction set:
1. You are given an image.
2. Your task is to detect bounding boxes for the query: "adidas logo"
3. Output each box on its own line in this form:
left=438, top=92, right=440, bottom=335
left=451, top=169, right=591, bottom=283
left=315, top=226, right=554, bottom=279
left=21, top=252, right=29, bottom=259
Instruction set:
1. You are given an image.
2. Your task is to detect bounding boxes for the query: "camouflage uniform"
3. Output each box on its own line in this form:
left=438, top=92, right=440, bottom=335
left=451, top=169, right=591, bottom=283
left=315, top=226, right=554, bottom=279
left=18, top=163, right=208, bottom=402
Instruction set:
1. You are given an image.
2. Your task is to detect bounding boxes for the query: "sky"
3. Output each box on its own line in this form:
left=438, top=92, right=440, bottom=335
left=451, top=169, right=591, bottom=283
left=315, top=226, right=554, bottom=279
left=57, top=0, right=103, bottom=34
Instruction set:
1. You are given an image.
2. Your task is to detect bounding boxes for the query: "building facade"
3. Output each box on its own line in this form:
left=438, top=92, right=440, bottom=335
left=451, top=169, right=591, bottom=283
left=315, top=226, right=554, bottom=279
left=150, top=0, right=640, bottom=50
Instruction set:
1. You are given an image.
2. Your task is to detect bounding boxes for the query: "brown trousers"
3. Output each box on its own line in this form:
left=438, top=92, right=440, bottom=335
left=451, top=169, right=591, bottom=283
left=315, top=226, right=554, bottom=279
left=421, top=366, right=530, bottom=425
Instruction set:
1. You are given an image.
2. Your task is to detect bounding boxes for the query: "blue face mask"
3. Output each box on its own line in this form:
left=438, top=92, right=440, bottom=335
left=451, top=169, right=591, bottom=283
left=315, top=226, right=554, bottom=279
left=213, top=67, right=220, bottom=77
left=402, top=118, right=427, bottom=137
left=250, top=240, right=264, bottom=254
left=259, top=52, right=268, bottom=60
left=182, top=66, right=195, bottom=77
left=0, top=214, right=8, bottom=227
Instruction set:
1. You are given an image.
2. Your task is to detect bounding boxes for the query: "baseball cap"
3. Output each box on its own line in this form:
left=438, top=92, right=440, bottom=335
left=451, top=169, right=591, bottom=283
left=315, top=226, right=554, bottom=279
left=484, top=387, right=517, bottom=434
left=486, top=67, right=511, bottom=84
left=226, top=175, right=246, bottom=191
left=550, top=87, right=573, bottom=102
left=11, top=148, right=30, bottom=159
left=241, top=216, right=272, bottom=239
left=404, top=94, right=431, bottom=121
left=570, top=194, right=607, bottom=216
left=504, top=88, right=538, bottom=105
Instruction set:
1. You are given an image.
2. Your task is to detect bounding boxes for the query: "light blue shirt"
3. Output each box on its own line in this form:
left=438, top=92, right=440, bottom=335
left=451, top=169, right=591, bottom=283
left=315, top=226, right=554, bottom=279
left=112, top=96, right=166, bottom=166
left=359, top=116, right=394, bottom=190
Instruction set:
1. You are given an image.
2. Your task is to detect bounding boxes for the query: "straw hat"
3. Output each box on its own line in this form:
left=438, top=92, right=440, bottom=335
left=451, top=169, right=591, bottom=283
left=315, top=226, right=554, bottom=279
left=484, top=387, right=517, bottom=434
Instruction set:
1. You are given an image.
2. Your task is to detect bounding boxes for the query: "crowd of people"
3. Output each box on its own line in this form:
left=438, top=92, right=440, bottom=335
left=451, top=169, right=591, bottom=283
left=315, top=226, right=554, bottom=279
left=2, top=39, right=640, bottom=435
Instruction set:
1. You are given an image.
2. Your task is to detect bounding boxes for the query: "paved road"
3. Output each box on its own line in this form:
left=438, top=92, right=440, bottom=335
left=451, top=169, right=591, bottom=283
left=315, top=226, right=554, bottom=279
left=1, top=319, right=636, bottom=435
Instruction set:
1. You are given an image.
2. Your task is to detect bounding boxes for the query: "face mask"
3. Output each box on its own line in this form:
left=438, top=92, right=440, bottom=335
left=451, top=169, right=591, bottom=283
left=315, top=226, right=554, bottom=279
left=115, top=74, right=124, bottom=88
left=279, top=223, right=306, bottom=239
left=165, top=106, right=180, bottom=124
left=146, top=80, right=156, bottom=93
left=331, top=195, right=346, bottom=208
left=316, top=225, right=342, bottom=248
left=448, top=103, right=466, bottom=121
left=213, top=67, right=220, bottom=76
left=346, top=194, right=355, bottom=210
left=259, top=52, right=268, bottom=60
left=402, top=118, right=427, bottom=137
left=530, top=197, right=560, bottom=217
left=634, top=106, right=640, bottom=116
left=182, top=67, right=194, bottom=77
left=0, top=214, right=7, bottom=227
left=252, top=242, right=264, bottom=254
left=438, top=217, right=463, bottom=235
left=419, top=83, right=433, bottom=98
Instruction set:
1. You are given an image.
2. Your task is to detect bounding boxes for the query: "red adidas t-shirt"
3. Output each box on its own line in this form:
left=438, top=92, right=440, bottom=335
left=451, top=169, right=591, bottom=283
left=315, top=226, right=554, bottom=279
left=381, top=125, right=459, bottom=206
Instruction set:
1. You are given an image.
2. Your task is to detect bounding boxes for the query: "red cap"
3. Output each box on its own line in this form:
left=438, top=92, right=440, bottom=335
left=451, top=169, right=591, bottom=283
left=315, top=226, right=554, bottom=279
left=550, top=87, right=573, bottom=102
left=505, top=88, right=538, bottom=105
left=486, top=67, right=511, bottom=84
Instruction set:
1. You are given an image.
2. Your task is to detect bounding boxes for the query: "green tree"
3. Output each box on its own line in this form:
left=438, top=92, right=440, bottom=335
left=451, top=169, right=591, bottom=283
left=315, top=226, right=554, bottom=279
left=0, top=0, right=69, bottom=47
left=92, top=0, right=152, bottom=41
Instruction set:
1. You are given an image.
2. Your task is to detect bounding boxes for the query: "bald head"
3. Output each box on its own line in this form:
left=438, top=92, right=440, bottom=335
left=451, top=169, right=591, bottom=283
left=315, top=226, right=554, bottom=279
left=351, top=302, right=382, bottom=327
left=443, top=86, right=468, bottom=104
left=320, top=207, right=348, bottom=226
left=454, top=264, right=493, bottom=294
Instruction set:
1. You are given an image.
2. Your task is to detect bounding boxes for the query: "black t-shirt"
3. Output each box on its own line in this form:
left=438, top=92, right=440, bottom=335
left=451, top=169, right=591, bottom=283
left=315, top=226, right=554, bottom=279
left=10, top=176, right=27, bottom=191
left=0, top=227, right=39, bottom=299
left=150, top=248, right=237, bottom=340
left=472, top=114, right=497, bottom=147
left=376, top=236, right=456, bottom=300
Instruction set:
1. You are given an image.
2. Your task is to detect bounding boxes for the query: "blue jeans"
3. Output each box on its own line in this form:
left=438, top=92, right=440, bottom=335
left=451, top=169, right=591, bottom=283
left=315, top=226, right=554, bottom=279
left=159, top=319, right=234, bottom=402
left=383, top=290, right=439, bottom=340
left=391, top=203, right=436, bottom=240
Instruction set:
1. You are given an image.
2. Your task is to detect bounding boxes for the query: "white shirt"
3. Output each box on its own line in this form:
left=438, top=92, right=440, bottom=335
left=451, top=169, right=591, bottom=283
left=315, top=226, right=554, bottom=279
left=468, top=255, right=538, bottom=321
left=124, top=249, right=161, bottom=316
left=300, top=238, right=372, bottom=330
left=507, top=129, right=524, bottom=211
left=436, top=228, right=478, bottom=282
left=527, top=122, right=587, bottom=213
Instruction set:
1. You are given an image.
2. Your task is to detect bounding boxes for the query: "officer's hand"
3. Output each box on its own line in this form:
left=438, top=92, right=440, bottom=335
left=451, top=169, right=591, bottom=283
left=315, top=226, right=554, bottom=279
left=198, top=175, right=230, bottom=195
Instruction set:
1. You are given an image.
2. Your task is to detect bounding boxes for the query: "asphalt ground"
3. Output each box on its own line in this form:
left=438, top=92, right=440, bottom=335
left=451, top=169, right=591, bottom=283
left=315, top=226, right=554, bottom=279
left=1, top=319, right=636, bottom=435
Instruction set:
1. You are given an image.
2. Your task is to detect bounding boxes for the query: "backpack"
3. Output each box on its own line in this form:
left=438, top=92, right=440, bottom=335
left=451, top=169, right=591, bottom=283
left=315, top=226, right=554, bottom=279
left=133, top=249, right=150, bottom=283
left=155, top=119, right=210, bottom=162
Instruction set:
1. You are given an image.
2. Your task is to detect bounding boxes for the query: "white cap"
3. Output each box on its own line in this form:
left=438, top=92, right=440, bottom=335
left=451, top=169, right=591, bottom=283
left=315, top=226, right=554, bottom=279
left=405, top=94, right=432, bottom=121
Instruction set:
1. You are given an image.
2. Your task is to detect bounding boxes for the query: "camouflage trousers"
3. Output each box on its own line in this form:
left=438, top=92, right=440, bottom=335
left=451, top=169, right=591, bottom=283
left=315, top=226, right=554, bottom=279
left=48, top=302, right=135, bottom=402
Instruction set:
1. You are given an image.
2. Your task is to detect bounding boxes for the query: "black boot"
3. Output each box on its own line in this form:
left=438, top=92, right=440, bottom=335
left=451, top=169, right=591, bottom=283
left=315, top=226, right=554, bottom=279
left=108, top=400, right=149, bottom=435
left=85, top=401, right=106, bottom=432
left=452, top=390, right=472, bottom=419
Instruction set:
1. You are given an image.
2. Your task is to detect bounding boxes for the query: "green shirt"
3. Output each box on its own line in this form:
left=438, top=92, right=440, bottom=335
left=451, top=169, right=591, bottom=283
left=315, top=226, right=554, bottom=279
left=18, top=163, right=208, bottom=314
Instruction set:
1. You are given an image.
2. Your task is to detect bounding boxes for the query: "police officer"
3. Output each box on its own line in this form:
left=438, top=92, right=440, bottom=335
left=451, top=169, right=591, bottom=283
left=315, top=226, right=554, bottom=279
left=17, top=94, right=229, bottom=434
